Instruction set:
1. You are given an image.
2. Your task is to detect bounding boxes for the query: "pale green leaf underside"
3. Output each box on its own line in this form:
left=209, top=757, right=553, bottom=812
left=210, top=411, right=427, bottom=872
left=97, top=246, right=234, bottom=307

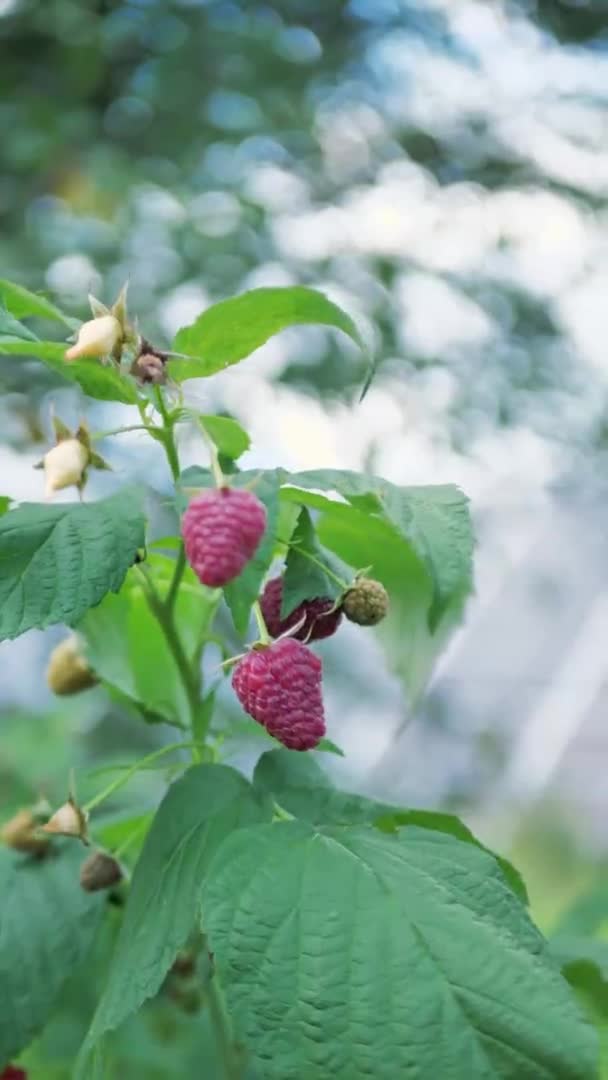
left=81, top=765, right=271, bottom=1058
left=0, top=339, right=138, bottom=403
left=0, top=488, right=145, bottom=639
left=170, top=286, right=365, bottom=381
left=0, top=842, right=102, bottom=1065
left=286, top=469, right=474, bottom=629
left=201, top=822, right=596, bottom=1080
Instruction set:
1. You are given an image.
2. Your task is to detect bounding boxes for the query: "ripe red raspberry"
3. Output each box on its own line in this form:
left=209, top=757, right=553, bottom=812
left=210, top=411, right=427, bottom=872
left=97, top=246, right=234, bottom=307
left=260, top=577, right=342, bottom=642
left=1, top=1067, right=27, bottom=1079
left=232, top=638, right=326, bottom=751
left=182, top=487, right=266, bottom=588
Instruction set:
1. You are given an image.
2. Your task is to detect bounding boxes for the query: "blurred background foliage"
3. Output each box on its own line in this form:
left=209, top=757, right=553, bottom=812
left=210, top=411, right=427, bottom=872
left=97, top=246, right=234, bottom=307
left=4, top=0, right=608, bottom=1074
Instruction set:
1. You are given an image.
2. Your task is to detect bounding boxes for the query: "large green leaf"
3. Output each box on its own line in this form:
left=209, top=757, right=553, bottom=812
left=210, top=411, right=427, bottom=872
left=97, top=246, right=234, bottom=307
left=170, top=286, right=364, bottom=381
left=0, top=339, right=138, bottom=404
left=79, top=555, right=220, bottom=727
left=201, top=822, right=596, bottom=1080
left=254, top=748, right=527, bottom=902
left=0, top=841, right=103, bottom=1065
left=286, top=470, right=474, bottom=629
left=81, top=765, right=272, bottom=1057
left=0, top=489, right=145, bottom=640
left=0, top=278, right=77, bottom=329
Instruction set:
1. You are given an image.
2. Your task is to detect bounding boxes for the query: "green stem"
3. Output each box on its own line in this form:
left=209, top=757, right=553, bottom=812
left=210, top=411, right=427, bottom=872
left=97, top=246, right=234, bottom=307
left=92, top=424, right=152, bottom=441
left=283, top=540, right=351, bottom=592
left=153, top=386, right=180, bottom=482
left=207, top=967, right=245, bottom=1080
left=252, top=600, right=271, bottom=645
left=165, top=543, right=186, bottom=615
left=136, top=567, right=201, bottom=731
left=198, top=419, right=225, bottom=488
left=84, top=741, right=199, bottom=814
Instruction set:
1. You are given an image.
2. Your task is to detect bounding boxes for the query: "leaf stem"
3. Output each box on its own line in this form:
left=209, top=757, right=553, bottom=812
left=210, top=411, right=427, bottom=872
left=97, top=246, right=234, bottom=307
left=135, top=566, right=201, bottom=732
left=198, top=418, right=225, bottom=488
left=252, top=600, right=271, bottom=645
left=153, top=386, right=181, bottom=482
left=165, top=543, right=186, bottom=615
left=283, top=539, right=351, bottom=592
left=84, top=741, right=200, bottom=814
left=207, top=966, right=246, bottom=1080
left=92, top=424, right=152, bottom=441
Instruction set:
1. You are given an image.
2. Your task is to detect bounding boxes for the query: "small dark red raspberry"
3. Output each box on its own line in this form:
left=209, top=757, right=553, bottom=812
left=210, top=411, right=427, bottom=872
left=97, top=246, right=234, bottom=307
left=1, top=1067, right=27, bottom=1079
left=232, top=638, right=326, bottom=751
left=182, top=487, right=266, bottom=587
left=260, top=577, right=342, bottom=642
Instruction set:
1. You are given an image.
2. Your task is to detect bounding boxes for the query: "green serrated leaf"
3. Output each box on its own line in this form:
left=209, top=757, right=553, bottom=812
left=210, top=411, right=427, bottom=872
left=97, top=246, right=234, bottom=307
left=0, top=339, right=138, bottom=404
left=281, top=507, right=342, bottom=618
left=79, top=555, right=220, bottom=728
left=223, top=470, right=282, bottom=635
left=201, top=821, right=596, bottom=1080
left=170, top=286, right=364, bottom=381
left=0, top=278, right=77, bottom=329
left=198, top=414, right=251, bottom=461
left=286, top=470, right=474, bottom=630
left=0, top=841, right=103, bottom=1065
left=80, top=764, right=272, bottom=1058
left=0, top=488, right=145, bottom=640
left=254, top=748, right=527, bottom=902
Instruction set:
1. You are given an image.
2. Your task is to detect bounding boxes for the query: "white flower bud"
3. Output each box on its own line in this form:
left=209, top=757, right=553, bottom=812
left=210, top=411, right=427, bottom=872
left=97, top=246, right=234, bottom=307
left=65, top=315, right=121, bottom=361
left=46, top=635, right=98, bottom=695
left=43, top=439, right=89, bottom=497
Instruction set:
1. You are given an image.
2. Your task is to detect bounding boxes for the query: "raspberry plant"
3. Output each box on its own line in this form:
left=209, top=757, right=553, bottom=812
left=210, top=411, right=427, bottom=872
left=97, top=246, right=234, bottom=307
left=0, top=279, right=598, bottom=1078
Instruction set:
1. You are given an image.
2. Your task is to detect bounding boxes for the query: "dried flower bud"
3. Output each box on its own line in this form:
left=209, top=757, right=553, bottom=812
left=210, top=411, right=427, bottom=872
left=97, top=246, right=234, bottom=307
left=46, top=635, right=98, bottom=696
left=65, top=315, right=122, bottom=361
left=80, top=851, right=123, bottom=892
left=1, top=808, right=49, bottom=856
left=131, top=352, right=167, bottom=385
left=41, top=797, right=89, bottom=843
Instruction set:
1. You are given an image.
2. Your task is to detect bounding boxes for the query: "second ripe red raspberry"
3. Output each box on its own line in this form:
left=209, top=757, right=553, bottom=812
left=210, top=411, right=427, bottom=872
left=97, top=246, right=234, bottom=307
left=260, top=576, right=342, bottom=642
left=232, top=637, right=326, bottom=751
left=182, top=487, right=266, bottom=587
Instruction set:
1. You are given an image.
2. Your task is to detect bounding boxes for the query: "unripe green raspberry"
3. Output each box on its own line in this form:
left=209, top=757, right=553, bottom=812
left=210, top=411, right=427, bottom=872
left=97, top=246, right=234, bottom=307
left=343, top=578, right=389, bottom=626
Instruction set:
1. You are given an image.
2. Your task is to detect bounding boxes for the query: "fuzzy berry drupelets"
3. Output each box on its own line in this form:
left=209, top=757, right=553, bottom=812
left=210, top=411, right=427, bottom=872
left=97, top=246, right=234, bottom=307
left=1, top=1068, right=27, bottom=1080
left=260, top=576, right=342, bottom=642
left=232, top=638, right=326, bottom=751
left=182, top=487, right=266, bottom=588
left=343, top=577, right=389, bottom=626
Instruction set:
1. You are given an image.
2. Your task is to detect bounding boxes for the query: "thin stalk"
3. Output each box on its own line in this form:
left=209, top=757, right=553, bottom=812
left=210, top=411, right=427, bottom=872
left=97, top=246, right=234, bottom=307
left=135, top=566, right=201, bottom=729
left=84, top=741, right=199, bottom=814
left=153, top=385, right=180, bottom=482
left=252, top=600, right=271, bottom=645
left=198, top=419, right=225, bottom=488
left=92, top=424, right=152, bottom=441
left=285, top=541, right=351, bottom=592
left=165, top=543, right=186, bottom=615
left=207, top=968, right=245, bottom=1080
